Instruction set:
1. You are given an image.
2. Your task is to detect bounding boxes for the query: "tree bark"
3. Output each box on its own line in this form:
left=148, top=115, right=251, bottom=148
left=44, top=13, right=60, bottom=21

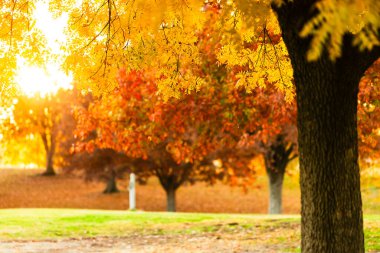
left=43, top=152, right=56, bottom=176
left=273, top=1, right=379, bottom=252
left=263, top=137, right=291, bottom=214
left=41, top=133, right=56, bottom=176
left=265, top=162, right=285, bottom=214
left=157, top=172, right=178, bottom=212
left=103, top=175, right=119, bottom=194
left=295, top=53, right=364, bottom=253
left=165, top=186, right=176, bottom=212
left=155, top=163, right=192, bottom=213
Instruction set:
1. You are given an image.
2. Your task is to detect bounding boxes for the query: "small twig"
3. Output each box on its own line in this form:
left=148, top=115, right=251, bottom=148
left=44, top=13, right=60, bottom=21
left=264, top=27, right=286, bottom=86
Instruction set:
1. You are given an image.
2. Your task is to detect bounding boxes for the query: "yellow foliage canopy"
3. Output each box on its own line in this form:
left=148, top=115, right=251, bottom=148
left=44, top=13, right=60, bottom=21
left=0, top=0, right=379, bottom=99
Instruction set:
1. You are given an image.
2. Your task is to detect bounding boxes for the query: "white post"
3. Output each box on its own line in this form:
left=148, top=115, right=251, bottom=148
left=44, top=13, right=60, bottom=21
left=129, top=173, right=136, bottom=210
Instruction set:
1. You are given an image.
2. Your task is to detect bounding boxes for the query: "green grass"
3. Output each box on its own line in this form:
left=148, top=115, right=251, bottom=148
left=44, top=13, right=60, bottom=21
left=365, top=215, right=380, bottom=252
left=0, top=208, right=297, bottom=239
left=0, top=209, right=378, bottom=252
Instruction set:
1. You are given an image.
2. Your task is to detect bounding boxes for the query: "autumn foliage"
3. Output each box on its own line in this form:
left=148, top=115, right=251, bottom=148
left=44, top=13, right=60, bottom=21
left=73, top=68, right=255, bottom=211
left=358, top=59, right=380, bottom=161
left=1, top=1, right=380, bottom=251
left=5, top=90, right=75, bottom=175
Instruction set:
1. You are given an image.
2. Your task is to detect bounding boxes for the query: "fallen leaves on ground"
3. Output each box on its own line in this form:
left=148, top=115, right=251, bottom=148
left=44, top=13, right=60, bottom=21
left=0, top=168, right=301, bottom=213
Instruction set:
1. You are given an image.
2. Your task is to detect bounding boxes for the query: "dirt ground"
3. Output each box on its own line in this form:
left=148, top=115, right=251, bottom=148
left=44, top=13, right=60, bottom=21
left=0, top=168, right=301, bottom=214
left=0, top=232, right=298, bottom=253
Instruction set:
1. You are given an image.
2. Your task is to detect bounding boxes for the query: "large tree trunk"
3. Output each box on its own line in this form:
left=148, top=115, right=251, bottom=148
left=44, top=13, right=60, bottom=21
left=274, top=1, right=379, bottom=252
left=294, top=52, right=363, bottom=253
left=165, top=186, right=176, bottom=212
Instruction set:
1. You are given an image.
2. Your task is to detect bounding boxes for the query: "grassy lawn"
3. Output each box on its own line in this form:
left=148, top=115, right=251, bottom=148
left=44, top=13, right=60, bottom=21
left=0, top=209, right=379, bottom=252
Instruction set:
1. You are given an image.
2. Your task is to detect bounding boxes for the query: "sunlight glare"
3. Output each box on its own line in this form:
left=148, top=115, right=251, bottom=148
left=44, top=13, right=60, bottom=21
left=33, top=0, right=68, bottom=54
left=12, top=1, right=73, bottom=97
left=14, top=58, right=72, bottom=97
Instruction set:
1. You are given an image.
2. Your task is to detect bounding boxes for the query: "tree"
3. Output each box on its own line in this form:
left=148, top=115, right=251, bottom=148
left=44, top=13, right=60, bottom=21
left=246, top=91, right=298, bottom=214
left=55, top=89, right=130, bottom=193
left=198, top=4, right=299, bottom=214
left=74, top=68, right=256, bottom=211
left=243, top=57, right=380, bottom=216
left=65, top=148, right=133, bottom=194
left=203, top=1, right=379, bottom=250
left=9, top=89, right=74, bottom=175
left=240, top=58, right=380, bottom=217
left=272, top=2, right=379, bottom=251
left=71, top=8, right=259, bottom=211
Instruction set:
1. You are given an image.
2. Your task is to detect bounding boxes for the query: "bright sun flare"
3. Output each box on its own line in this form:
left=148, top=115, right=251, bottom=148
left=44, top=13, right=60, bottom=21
left=15, top=59, right=73, bottom=97
left=14, top=0, right=72, bottom=97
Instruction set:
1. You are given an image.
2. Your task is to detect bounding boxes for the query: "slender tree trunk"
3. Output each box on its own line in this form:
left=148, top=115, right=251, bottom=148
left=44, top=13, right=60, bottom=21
left=156, top=163, right=192, bottom=213
left=165, top=185, right=176, bottom=212
left=103, top=175, right=119, bottom=194
left=41, top=133, right=56, bottom=176
left=265, top=163, right=285, bottom=214
left=272, top=2, right=379, bottom=251
left=157, top=173, right=178, bottom=212
left=263, top=138, right=290, bottom=214
left=43, top=151, right=56, bottom=176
